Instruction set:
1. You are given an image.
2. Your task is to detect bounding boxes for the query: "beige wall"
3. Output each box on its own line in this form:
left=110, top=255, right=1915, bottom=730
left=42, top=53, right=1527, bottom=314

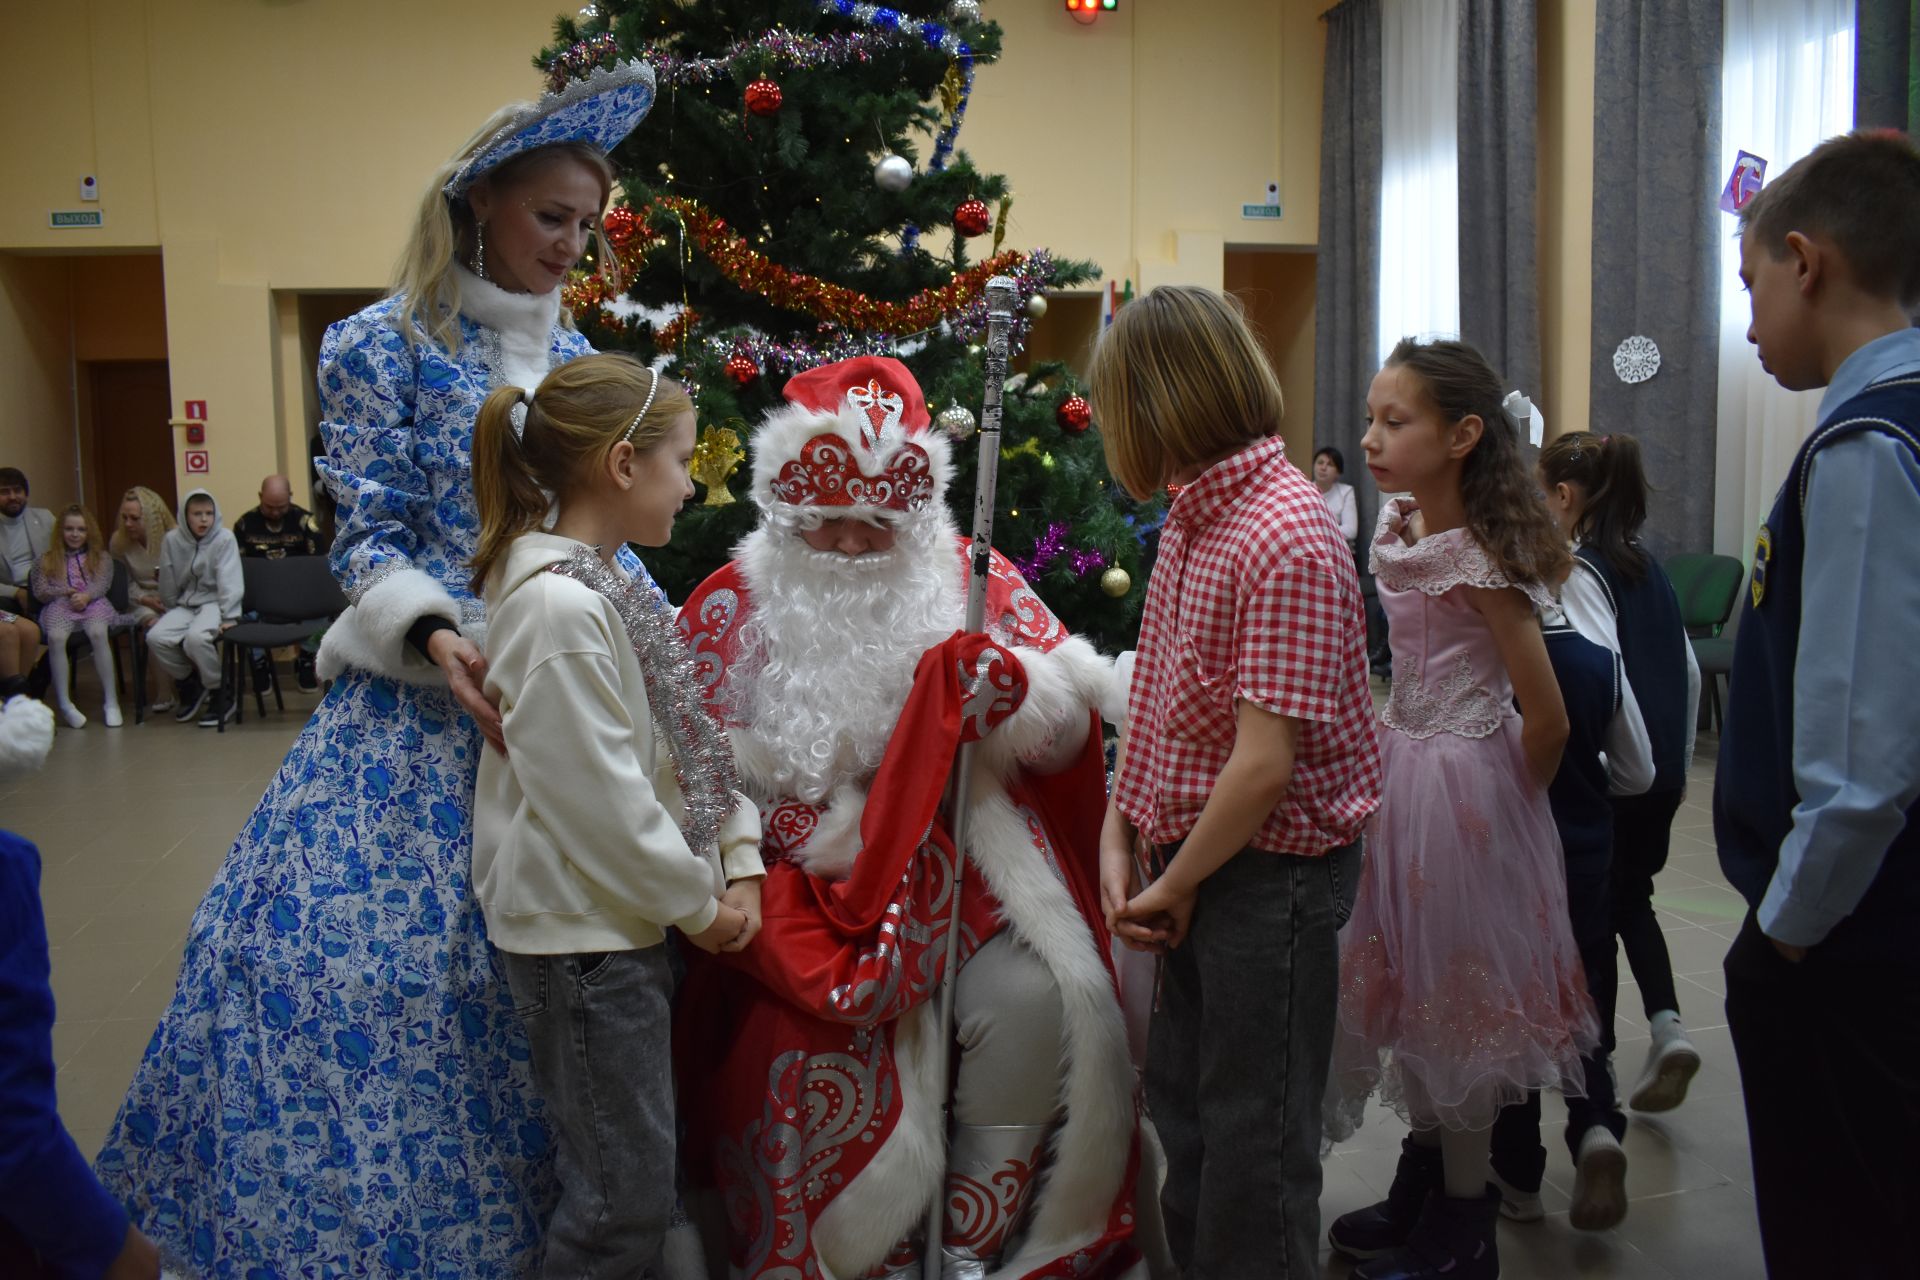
left=1539, top=0, right=1598, bottom=438
left=1, top=1, right=1610, bottom=516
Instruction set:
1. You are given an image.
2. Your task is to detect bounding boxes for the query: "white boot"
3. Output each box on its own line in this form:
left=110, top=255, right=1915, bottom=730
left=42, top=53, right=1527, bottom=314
left=1630, top=1010, right=1701, bottom=1112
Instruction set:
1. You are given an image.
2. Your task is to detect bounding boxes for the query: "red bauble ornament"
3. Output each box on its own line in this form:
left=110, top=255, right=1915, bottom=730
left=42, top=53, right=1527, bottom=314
left=1056, top=394, right=1093, bottom=433
left=744, top=78, right=784, bottom=116
left=601, top=205, right=636, bottom=248
left=725, top=352, right=760, bottom=387
left=953, top=197, right=992, bottom=238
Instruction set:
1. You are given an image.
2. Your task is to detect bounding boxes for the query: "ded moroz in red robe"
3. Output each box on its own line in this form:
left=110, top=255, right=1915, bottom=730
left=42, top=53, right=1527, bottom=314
left=676, top=545, right=1142, bottom=1280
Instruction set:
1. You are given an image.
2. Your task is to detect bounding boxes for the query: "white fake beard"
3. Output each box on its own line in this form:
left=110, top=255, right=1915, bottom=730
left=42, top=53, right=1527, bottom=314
left=729, top=512, right=962, bottom=804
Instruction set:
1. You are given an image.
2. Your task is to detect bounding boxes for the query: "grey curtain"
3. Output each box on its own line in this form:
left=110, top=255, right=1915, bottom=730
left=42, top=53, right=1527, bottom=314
left=1313, top=0, right=1384, bottom=538
left=1856, top=0, right=1919, bottom=133
left=1456, top=0, right=1540, bottom=402
left=1588, top=0, right=1722, bottom=555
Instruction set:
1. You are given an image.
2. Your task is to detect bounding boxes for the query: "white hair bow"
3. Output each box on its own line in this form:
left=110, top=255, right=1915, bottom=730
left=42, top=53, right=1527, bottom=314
left=1503, top=390, right=1545, bottom=447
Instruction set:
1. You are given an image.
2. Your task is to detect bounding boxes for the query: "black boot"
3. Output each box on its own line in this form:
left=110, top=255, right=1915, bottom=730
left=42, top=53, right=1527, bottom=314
left=0, top=675, right=25, bottom=700
left=1353, top=1184, right=1502, bottom=1280
left=1328, top=1136, right=1444, bottom=1261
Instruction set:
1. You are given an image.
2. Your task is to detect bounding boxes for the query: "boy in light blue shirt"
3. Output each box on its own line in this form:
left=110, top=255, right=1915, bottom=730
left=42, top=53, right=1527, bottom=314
left=1716, top=128, right=1920, bottom=1279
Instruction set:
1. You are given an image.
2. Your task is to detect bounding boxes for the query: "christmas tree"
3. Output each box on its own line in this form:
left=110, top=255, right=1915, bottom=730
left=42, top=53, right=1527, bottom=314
left=539, top=0, right=1157, bottom=651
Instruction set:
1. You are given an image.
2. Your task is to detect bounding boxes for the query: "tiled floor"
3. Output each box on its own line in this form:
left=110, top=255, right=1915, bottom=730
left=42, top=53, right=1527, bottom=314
left=7, top=671, right=1761, bottom=1278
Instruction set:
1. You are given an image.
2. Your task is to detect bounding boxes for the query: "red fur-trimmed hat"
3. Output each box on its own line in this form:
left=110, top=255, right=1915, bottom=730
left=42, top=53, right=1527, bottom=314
left=750, top=356, right=952, bottom=519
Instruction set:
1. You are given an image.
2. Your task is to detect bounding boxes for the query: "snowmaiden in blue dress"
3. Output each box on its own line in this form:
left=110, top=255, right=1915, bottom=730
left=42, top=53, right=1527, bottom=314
left=96, top=58, right=658, bottom=1278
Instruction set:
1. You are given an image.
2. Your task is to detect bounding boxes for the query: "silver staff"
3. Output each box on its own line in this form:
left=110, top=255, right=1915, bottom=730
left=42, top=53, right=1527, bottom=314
left=923, top=275, right=1019, bottom=1280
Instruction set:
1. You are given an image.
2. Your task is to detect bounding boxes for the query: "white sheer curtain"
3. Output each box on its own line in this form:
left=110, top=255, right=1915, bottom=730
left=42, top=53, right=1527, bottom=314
left=1377, top=0, right=1461, bottom=365
left=1712, top=0, right=1855, bottom=557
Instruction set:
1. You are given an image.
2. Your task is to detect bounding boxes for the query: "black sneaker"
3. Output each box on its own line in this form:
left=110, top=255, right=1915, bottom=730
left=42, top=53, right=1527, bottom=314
left=197, top=686, right=236, bottom=728
left=174, top=679, right=208, bottom=723
left=250, top=651, right=273, bottom=694
left=295, top=654, right=319, bottom=692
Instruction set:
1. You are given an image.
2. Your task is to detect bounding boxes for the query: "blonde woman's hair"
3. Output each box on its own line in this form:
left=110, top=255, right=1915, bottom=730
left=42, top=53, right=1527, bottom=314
left=470, top=353, right=691, bottom=592
left=109, top=485, right=174, bottom=559
left=391, top=105, right=620, bottom=352
left=40, top=504, right=107, bottom=584
left=1087, top=285, right=1286, bottom=501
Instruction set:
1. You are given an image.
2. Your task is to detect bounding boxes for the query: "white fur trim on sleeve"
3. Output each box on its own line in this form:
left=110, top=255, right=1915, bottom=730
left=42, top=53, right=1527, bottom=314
left=316, top=568, right=464, bottom=687
left=979, top=635, right=1114, bottom=778
left=1104, top=650, right=1137, bottom=730
left=0, top=695, right=55, bottom=783
left=787, top=784, right=866, bottom=882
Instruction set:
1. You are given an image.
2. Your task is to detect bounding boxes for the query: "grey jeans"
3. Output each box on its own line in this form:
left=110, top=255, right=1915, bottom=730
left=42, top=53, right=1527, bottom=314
left=1145, top=840, right=1362, bottom=1280
left=501, top=947, right=677, bottom=1280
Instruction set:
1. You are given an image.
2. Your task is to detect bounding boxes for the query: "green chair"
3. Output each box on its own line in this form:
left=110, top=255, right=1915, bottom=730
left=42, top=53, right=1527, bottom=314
left=1664, top=553, right=1746, bottom=731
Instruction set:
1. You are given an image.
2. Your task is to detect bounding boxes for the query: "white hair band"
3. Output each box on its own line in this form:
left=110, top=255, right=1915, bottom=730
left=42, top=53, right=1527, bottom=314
left=622, top=369, right=660, bottom=443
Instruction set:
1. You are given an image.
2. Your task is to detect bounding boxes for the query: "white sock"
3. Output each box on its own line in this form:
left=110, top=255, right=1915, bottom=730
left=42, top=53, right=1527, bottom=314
left=48, top=642, right=77, bottom=712
left=87, top=627, right=119, bottom=715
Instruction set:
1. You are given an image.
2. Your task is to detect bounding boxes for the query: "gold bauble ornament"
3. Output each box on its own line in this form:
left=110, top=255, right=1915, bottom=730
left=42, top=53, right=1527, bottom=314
left=1100, top=566, right=1132, bottom=598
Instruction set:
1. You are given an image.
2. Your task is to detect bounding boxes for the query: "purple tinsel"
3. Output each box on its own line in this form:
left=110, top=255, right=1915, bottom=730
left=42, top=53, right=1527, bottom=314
left=1013, top=521, right=1070, bottom=579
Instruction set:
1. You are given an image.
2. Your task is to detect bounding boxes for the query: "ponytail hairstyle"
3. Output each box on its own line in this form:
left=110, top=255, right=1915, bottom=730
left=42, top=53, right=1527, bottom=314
left=41, top=504, right=107, bottom=583
left=469, top=353, right=691, bottom=593
left=391, top=108, right=619, bottom=353
left=1539, top=430, right=1651, bottom=584
left=1383, top=338, right=1570, bottom=589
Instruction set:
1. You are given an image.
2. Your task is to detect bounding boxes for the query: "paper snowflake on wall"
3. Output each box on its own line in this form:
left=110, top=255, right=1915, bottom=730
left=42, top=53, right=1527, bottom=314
left=1613, top=335, right=1662, bottom=385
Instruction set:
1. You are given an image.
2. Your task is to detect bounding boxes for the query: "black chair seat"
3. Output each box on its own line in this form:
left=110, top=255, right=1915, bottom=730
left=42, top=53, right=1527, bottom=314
left=222, top=618, right=331, bottom=648
left=216, top=557, right=347, bottom=730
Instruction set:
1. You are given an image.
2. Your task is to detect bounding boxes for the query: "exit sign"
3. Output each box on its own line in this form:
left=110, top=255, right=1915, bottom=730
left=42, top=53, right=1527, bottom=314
left=49, top=210, right=104, bottom=229
left=1241, top=203, right=1283, bottom=220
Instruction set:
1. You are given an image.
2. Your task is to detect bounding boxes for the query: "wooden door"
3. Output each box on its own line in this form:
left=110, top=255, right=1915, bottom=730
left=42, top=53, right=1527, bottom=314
left=87, top=361, right=175, bottom=525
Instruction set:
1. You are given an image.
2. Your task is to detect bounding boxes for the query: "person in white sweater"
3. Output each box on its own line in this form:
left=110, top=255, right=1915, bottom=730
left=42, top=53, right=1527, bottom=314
left=150, top=488, right=244, bottom=726
left=469, top=352, right=763, bottom=1280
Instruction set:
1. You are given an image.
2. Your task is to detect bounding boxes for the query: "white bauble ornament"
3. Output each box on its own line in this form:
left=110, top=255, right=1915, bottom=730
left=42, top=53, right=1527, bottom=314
left=873, top=154, right=914, bottom=193
left=935, top=404, right=977, bottom=439
left=947, top=0, right=982, bottom=24
left=1025, top=292, right=1048, bottom=319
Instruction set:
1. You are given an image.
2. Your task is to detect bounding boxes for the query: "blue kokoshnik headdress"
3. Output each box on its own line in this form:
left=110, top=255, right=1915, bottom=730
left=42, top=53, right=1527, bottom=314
left=443, top=58, right=656, bottom=198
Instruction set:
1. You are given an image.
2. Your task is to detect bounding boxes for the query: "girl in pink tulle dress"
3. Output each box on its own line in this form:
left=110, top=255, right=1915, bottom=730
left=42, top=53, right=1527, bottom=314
left=1326, top=340, right=1601, bottom=1280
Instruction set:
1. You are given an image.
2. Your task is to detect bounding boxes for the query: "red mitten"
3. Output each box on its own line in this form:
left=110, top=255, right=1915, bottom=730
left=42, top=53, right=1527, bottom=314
left=951, top=631, right=1027, bottom=742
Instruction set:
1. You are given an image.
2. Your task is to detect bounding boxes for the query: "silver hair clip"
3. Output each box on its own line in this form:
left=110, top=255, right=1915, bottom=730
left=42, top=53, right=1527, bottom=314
left=509, top=401, right=529, bottom=439
left=622, top=368, right=661, bottom=443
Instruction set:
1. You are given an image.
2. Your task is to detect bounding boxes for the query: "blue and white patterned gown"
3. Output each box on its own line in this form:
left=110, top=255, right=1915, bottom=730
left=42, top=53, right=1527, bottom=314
left=96, top=279, right=620, bottom=1279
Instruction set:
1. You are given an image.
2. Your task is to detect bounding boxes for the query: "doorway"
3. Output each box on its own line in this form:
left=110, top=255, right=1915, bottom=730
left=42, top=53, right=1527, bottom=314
left=86, top=361, right=176, bottom=523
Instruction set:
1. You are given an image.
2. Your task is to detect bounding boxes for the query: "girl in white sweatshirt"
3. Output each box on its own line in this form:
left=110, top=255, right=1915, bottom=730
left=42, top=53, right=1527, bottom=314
left=469, top=353, right=763, bottom=1280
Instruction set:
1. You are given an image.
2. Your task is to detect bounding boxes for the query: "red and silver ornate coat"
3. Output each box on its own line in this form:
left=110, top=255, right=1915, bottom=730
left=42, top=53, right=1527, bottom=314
left=676, top=543, right=1142, bottom=1280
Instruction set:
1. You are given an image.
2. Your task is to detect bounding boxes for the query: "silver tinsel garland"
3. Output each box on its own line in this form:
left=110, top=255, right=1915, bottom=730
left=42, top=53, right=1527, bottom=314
left=547, top=548, right=742, bottom=857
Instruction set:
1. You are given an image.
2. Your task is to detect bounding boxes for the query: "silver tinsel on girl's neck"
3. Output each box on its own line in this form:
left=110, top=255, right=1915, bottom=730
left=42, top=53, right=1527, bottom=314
left=546, top=547, right=741, bottom=855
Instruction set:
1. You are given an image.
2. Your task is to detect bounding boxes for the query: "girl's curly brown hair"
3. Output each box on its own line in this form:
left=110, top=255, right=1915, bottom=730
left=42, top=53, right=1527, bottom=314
left=1385, top=338, right=1569, bottom=589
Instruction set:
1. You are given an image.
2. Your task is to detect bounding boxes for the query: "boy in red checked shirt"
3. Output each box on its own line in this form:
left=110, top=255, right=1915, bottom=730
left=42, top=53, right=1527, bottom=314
left=1091, top=286, right=1382, bottom=1280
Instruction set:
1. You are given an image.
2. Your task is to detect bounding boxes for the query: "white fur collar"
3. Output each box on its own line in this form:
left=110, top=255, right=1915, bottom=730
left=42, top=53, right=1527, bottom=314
left=453, top=266, right=562, bottom=393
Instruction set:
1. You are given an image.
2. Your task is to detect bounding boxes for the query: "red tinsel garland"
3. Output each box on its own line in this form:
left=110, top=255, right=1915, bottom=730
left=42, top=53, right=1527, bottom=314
left=561, top=195, right=1027, bottom=337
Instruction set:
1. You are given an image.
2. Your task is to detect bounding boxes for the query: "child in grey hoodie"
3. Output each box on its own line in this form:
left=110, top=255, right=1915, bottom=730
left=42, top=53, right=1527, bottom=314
left=150, top=488, right=243, bottom=726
